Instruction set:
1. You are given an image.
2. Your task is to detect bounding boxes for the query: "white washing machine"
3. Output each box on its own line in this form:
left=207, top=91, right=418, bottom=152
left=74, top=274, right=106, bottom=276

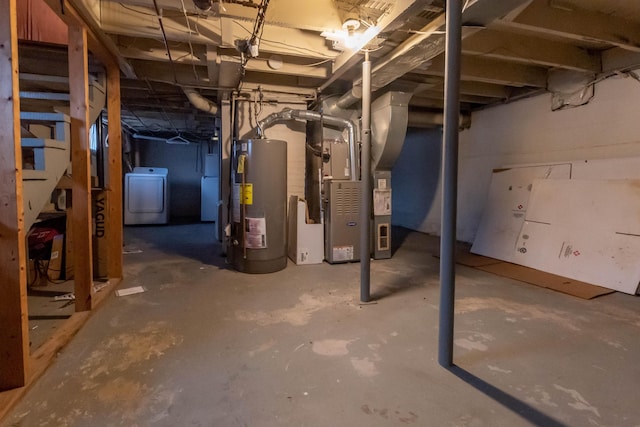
left=124, top=167, right=170, bottom=225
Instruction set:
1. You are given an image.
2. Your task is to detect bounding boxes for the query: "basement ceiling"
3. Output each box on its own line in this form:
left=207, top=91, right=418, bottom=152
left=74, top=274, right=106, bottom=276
left=25, top=0, right=640, bottom=141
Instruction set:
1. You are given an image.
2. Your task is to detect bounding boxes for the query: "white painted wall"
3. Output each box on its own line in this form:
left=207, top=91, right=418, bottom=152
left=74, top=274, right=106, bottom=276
left=392, top=75, right=640, bottom=242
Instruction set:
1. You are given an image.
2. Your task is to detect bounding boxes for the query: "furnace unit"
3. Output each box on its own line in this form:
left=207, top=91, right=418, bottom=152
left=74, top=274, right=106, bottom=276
left=323, top=179, right=361, bottom=263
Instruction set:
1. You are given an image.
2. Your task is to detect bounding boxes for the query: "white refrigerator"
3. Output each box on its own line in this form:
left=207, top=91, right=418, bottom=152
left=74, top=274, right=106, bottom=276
left=201, top=154, right=219, bottom=222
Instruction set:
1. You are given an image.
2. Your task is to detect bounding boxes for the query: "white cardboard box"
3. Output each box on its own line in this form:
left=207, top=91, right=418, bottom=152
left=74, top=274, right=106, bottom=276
left=288, top=196, right=324, bottom=265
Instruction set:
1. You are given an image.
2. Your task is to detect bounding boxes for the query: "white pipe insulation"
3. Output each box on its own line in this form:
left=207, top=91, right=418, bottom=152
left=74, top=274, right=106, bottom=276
left=182, top=88, right=218, bottom=115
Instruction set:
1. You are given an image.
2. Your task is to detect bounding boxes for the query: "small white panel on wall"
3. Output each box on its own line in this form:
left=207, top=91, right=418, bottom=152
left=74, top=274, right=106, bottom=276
left=471, top=163, right=571, bottom=261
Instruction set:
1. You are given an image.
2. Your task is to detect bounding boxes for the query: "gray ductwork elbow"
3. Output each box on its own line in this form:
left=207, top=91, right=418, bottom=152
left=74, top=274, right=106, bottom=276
left=252, top=109, right=358, bottom=181
left=335, top=86, right=362, bottom=110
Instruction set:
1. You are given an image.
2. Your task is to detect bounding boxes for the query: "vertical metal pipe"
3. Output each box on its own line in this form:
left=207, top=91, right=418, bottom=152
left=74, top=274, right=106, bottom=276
left=360, top=51, right=372, bottom=303
left=439, top=0, right=463, bottom=367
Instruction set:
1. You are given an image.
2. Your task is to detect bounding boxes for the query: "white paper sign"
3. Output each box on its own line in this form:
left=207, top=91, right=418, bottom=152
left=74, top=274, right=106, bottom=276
left=374, top=189, right=392, bottom=216
left=245, top=217, right=267, bottom=249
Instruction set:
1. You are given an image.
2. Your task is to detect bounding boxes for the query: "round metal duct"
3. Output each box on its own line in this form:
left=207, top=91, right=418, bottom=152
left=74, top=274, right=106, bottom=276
left=193, top=0, right=213, bottom=11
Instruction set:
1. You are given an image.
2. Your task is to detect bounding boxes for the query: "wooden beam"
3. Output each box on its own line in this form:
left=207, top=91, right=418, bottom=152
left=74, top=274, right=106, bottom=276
left=463, top=29, right=601, bottom=73
left=99, top=2, right=336, bottom=60
left=416, top=89, right=498, bottom=105
left=405, top=74, right=511, bottom=98
left=106, top=64, right=123, bottom=280
left=602, top=48, right=640, bottom=73
left=118, top=39, right=329, bottom=79
left=420, top=53, right=548, bottom=88
left=42, top=0, right=134, bottom=77
left=458, top=81, right=512, bottom=98
left=68, top=24, right=94, bottom=311
left=408, top=96, right=445, bottom=109
left=0, top=0, right=29, bottom=390
left=497, top=0, right=640, bottom=52
left=206, top=45, right=219, bottom=86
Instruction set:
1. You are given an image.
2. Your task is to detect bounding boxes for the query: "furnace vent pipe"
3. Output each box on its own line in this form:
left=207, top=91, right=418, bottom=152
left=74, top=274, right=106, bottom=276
left=407, top=110, right=471, bottom=129
left=335, top=86, right=362, bottom=110
left=183, top=88, right=218, bottom=115
left=254, top=109, right=358, bottom=181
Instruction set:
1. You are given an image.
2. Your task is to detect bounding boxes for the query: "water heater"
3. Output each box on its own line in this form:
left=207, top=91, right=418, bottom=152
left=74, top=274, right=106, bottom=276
left=229, top=139, right=288, bottom=273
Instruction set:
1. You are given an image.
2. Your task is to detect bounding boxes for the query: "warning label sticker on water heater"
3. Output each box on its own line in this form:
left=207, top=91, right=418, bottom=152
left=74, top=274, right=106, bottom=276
left=237, top=155, right=246, bottom=174
left=245, top=217, right=267, bottom=249
left=241, top=183, right=253, bottom=205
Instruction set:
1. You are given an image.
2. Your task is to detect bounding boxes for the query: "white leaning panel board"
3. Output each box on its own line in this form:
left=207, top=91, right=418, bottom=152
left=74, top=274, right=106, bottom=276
left=472, top=156, right=640, bottom=263
left=514, top=179, right=640, bottom=294
left=471, top=164, right=572, bottom=262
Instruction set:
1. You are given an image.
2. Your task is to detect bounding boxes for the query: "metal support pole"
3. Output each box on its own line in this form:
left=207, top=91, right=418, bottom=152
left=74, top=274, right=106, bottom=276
left=439, top=0, right=463, bottom=367
left=360, top=51, right=372, bottom=303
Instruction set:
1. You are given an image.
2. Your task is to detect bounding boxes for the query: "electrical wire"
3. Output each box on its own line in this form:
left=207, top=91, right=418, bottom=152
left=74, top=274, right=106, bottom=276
left=178, top=0, right=201, bottom=82
left=250, top=87, right=264, bottom=135
left=151, top=0, right=177, bottom=83
left=236, top=0, right=271, bottom=89
left=302, top=58, right=334, bottom=67
left=232, top=20, right=337, bottom=59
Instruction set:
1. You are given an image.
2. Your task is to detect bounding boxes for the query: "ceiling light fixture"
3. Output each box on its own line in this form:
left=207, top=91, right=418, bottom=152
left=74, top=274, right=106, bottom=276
left=342, top=17, right=360, bottom=37
left=321, top=22, right=380, bottom=52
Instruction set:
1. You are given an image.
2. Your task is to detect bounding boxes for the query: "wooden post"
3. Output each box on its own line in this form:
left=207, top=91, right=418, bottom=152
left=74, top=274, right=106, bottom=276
left=0, top=0, right=29, bottom=389
left=68, top=24, right=93, bottom=311
left=106, top=63, right=123, bottom=280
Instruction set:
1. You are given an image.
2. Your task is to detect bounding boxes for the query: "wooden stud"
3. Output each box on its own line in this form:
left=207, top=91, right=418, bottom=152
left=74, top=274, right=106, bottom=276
left=106, top=63, right=123, bottom=280
left=68, top=24, right=93, bottom=312
left=0, top=0, right=29, bottom=390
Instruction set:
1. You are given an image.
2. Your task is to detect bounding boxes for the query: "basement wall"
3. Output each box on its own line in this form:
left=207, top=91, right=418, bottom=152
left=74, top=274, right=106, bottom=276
left=392, top=75, right=640, bottom=242
left=138, top=141, right=203, bottom=219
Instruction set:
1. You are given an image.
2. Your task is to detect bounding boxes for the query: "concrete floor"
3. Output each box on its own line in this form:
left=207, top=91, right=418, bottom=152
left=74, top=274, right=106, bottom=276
left=3, top=223, right=640, bottom=427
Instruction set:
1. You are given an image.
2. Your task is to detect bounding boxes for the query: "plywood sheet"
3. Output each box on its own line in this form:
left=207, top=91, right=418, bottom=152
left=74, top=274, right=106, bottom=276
left=471, top=164, right=572, bottom=261
left=477, top=262, right=614, bottom=299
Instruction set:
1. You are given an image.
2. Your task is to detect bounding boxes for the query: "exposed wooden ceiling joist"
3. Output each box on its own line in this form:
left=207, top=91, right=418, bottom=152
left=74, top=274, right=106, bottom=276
left=462, top=29, right=601, bottom=73
left=27, top=0, right=640, bottom=140
left=497, top=0, right=640, bottom=52
left=418, top=54, right=548, bottom=88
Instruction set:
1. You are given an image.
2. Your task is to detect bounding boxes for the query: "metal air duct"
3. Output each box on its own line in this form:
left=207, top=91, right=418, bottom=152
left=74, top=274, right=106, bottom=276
left=407, top=110, right=471, bottom=129
left=254, top=109, right=358, bottom=181
left=183, top=88, right=218, bottom=115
